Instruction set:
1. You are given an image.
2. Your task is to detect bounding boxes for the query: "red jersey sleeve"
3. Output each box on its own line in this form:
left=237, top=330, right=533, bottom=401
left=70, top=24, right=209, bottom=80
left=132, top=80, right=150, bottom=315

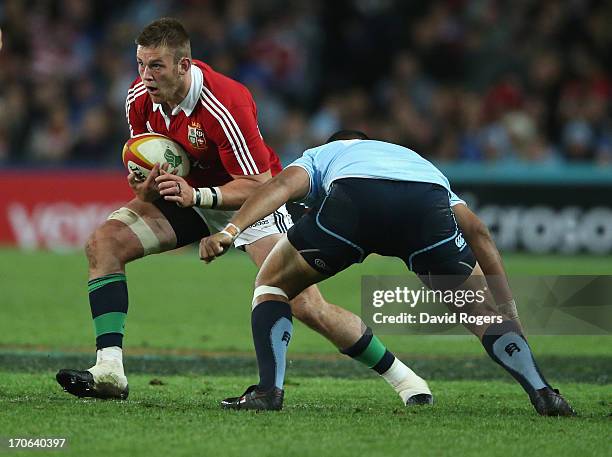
left=125, top=80, right=147, bottom=137
left=205, top=101, right=271, bottom=176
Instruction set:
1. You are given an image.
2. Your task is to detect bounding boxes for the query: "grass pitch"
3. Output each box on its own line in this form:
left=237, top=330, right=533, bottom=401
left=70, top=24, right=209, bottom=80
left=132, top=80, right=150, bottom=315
left=1, top=248, right=611, bottom=456
left=1, top=249, right=611, bottom=355
left=1, top=373, right=610, bottom=457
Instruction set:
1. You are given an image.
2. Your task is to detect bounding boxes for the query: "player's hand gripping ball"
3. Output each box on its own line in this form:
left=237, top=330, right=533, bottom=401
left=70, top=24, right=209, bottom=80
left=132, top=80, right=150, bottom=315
left=122, top=133, right=190, bottom=180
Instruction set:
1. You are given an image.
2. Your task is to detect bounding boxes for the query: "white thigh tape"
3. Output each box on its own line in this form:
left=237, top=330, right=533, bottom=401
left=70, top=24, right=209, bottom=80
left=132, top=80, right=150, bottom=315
left=107, top=207, right=161, bottom=256
left=252, top=285, right=289, bottom=309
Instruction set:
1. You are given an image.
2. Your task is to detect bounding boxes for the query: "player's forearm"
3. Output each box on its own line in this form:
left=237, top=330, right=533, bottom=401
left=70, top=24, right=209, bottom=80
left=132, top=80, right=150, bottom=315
left=210, top=170, right=273, bottom=210
left=453, top=204, right=513, bottom=304
left=468, top=230, right=522, bottom=325
left=464, top=223, right=514, bottom=305
left=215, top=178, right=266, bottom=210
left=230, top=178, right=293, bottom=231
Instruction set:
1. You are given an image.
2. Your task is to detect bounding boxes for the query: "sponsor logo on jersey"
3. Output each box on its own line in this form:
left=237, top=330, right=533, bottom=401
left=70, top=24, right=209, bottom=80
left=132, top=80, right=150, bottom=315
left=187, top=122, right=207, bottom=149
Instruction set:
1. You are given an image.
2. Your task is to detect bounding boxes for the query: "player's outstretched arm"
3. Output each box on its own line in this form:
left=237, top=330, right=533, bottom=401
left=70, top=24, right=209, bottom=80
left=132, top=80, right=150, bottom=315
left=231, top=167, right=310, bottom=229
left=199, top=167, right=310, bottom=262
left=452, top=203, right=520, bottom=324
left=218, top=171, right=273, bottom=210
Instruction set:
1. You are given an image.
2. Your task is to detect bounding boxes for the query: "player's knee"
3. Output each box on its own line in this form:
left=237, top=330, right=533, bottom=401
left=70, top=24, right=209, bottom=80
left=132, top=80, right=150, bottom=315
left=85, top=224, right=127, bottom=268
left=254, top=269, right=276, bottom=289
left=86, top=207, right=166, bottom=273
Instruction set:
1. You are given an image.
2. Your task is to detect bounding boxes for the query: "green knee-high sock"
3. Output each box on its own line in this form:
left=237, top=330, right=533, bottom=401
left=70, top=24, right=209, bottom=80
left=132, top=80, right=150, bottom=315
left=88, top=273, right=128, bottom=350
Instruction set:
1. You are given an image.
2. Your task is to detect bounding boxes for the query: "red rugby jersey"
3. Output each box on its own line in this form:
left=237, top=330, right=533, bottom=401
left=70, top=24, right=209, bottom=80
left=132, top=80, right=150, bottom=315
left=125, top=60, right=282, bottom=187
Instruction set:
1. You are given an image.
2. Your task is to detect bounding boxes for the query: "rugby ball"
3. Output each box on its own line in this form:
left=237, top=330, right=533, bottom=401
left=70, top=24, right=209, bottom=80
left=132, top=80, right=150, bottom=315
left=122, top=133, right=191, bottom=180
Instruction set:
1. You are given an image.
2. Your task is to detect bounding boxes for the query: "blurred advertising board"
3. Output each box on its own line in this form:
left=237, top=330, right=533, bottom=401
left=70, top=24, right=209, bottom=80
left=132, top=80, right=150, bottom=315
left=456, top=184, right=612, bottom=254
left=446, top=163, right=612, bottom=254
left=0, top=165, right=611, bottom=253
left=0, top=170, right=131, bottom=251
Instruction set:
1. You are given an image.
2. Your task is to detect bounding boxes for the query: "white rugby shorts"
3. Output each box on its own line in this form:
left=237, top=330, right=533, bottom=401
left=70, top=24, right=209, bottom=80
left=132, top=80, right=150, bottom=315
left=194, top=204, right=293, bottom=248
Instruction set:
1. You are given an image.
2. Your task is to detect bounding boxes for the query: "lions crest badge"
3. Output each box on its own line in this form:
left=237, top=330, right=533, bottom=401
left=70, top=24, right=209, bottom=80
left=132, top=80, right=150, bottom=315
left=187, top=122, right=206, bottom=149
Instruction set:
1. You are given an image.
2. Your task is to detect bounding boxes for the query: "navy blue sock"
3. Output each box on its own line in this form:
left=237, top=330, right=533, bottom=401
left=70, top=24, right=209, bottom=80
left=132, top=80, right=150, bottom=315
left=482, top=320, right=551, bottom=397
left=251, top=300, right=293, bottom=391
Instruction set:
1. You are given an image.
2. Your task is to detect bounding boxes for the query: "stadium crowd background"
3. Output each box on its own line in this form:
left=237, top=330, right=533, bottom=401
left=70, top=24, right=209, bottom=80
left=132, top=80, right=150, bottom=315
left=0, top=0, right=611, bottom=167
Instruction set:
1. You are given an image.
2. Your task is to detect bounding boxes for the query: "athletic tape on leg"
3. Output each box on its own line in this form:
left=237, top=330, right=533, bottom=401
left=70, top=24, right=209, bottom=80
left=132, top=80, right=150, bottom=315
left=252, top=285, right=288, bottom=309
left=108, top=207, right=161, bottom=256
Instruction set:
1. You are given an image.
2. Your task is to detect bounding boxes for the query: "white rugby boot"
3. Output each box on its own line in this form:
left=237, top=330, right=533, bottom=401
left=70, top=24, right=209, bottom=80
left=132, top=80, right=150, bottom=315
left=381, top=358, right=434, bottom=406
left=56, top=347, right=129, bottom=399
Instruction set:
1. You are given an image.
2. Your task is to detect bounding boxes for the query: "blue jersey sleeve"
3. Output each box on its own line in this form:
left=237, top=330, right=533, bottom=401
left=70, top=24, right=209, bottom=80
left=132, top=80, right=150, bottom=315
left=449, top=190, right=465, bottom=206
left=286, top=147, right=320, bottom=205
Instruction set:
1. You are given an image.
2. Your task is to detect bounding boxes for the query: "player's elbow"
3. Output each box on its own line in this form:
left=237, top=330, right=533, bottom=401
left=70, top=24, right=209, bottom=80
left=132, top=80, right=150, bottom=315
left=473, top=218, right=492, bottom=241
left=465, top=222, right=498, bottom=258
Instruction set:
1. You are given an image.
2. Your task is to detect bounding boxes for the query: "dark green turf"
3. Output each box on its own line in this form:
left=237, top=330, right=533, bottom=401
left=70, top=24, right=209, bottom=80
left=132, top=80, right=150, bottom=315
left=0, top=351, right=610, bottom=384
left=1, top=249, right=610, bottom=355
left=0, top=373, right=609, bottom=457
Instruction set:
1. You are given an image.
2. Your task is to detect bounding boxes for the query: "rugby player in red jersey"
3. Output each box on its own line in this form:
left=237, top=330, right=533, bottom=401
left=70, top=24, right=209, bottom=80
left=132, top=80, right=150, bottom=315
left=56, top=18, right=432, bottom=406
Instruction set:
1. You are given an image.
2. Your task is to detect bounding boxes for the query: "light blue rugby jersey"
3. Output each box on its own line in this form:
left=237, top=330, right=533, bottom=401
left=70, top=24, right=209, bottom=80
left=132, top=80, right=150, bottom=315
left=286, top=139, right=465, bottom=207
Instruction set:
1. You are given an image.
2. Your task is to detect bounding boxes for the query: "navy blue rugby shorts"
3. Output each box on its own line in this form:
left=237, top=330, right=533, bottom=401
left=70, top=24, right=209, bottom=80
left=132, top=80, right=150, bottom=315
left=286, top=178, right=476, bottom=288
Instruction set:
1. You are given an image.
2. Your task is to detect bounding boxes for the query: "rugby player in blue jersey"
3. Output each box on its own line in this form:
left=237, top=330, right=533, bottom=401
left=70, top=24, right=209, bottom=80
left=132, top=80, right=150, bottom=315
left=201, top=130, right=575, bottom=416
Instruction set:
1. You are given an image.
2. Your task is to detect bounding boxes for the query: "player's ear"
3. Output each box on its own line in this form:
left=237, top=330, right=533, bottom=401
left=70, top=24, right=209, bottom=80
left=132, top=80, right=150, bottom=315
left=178, top=57, right=191, bottom=75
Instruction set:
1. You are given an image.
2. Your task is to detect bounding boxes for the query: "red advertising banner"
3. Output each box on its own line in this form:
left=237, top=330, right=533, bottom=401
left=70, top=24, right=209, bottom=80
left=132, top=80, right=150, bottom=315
left=0, top=170, right=133, bottom=251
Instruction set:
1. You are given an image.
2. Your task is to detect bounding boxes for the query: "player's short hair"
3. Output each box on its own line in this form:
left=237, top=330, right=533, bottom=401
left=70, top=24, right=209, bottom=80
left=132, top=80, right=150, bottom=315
left=135, top=17, right=191, bottom=62
left=326, top=130, right=370, bottom=143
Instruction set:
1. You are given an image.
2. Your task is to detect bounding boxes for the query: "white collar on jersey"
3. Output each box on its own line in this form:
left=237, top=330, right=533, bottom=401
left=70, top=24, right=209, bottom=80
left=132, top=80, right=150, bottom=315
left=152, top=64, right=203, bottom=117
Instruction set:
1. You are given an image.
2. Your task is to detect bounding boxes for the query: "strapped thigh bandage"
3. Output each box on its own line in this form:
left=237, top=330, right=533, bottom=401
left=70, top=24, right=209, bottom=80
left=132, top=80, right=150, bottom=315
left=107, top=207, right=161, bottom=256
left=252, top=285, right=289, bottom=309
